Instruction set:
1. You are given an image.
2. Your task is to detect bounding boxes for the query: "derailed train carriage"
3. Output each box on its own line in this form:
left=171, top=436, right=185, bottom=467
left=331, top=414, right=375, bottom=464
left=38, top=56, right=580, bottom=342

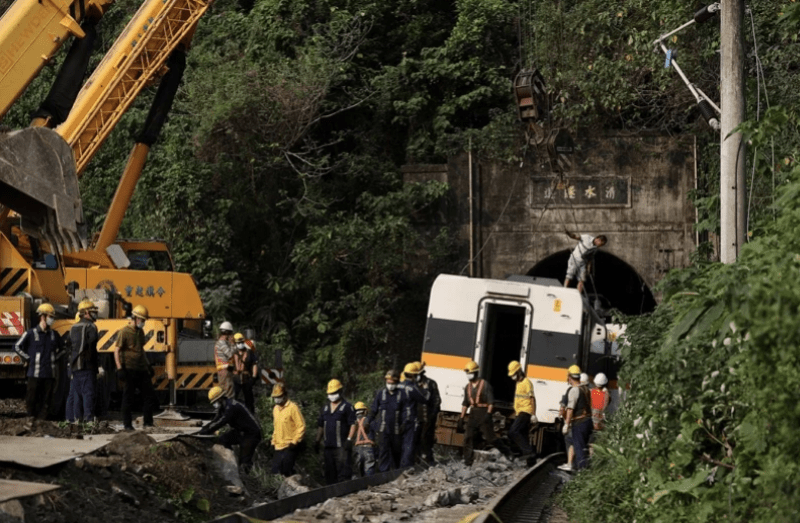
left=420, top=274, right=622, bottom=454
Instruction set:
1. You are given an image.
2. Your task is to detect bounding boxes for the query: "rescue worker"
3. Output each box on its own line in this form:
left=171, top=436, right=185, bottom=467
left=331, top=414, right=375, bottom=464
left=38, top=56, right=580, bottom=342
left=457, top=361, right=511, bottom=466
left=557, top=385, right=575, bottom=472
left=15, top=303, right=64, bottom=419
left=66, top=299, right=102, bottom=423
left=563, top=364, right=593, bottom=470
left=507, top=360, right=537, bottom=465
left=199, top=386, right=263, bottom=474
left=589, top=372, right=611, bottom=447
left=233, top=333, right=258, bottom=413
left=352, top=401, right=376, bottom=477
left=270, top=384, right=305, bottom=476
left=214, top=322, right=238, bottom=400
left=414, top=362, right=441, bottom=465
left=368, top=369, right=409, bottom=472
left=563, top=230, right=607, bottom=293
left=114, top=305, right=158, bottom=430
left=314, top=379, right=356, bottom=484
left=399, top=362, right=430, bottom=467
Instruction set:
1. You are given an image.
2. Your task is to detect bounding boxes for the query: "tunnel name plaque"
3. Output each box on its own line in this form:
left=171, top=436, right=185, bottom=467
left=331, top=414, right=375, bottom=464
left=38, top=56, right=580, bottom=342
left=530, top=176, right=631, bottom=208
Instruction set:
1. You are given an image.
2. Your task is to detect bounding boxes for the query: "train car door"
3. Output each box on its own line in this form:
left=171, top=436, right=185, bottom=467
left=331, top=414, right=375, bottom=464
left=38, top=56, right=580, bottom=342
left=474, top=299, right=532, bottom=409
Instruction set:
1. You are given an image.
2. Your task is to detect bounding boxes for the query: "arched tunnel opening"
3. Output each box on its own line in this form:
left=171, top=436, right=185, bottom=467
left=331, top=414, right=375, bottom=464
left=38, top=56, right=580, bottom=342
left=527, top=250, right=657, bottom=317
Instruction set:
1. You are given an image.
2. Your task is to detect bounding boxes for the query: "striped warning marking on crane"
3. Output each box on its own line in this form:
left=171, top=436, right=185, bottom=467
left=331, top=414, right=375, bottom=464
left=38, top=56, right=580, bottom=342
left=96, top=329, right=157, bottom=352
left=152, top=365, right=216, bottom=391
left=0, top=269, right=27, bottom=296
left=260, top=367, right=283, bottom=385
left=0, top=312, right=23, bottom=336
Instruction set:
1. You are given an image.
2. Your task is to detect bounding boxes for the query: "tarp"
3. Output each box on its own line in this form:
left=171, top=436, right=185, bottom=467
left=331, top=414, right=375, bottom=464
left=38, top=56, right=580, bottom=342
left=0, top=479, right=60, bottom=503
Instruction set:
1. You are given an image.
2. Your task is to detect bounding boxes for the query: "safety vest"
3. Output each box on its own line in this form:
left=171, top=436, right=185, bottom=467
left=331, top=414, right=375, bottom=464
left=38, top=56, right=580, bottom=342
left=214, top=339, right=233, bottom=371
left=591, top=387, right=610, bottom=430
left=354, top=417, right=375, bottom=447
left=572, top=385, right=591, bottom=421
left=467, top=379, right=489, bottom=408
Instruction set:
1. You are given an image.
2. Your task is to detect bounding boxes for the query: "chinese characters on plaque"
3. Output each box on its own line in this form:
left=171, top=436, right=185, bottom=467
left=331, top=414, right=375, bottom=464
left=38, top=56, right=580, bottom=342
left=530, top=176, right=630, bottom=208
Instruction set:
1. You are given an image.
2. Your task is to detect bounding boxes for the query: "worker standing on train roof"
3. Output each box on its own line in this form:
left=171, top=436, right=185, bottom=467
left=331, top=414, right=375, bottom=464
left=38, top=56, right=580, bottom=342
left=507, top=361, right=538, bottom=466
left=233, top=333, right=258, bottom=413
left=199, top=386, right=263, bottom=474
left=353, top=401, right=377, bottom=477
left=399, top=362, right=430, bottom=467
left=563, top=364, right=593, bottom=470
left=368, top=369, right=409, bottom=472
left=67, top=299, right=101, bottom=423
left=270, top=384, right=306, bottom=476
left=414, top=362, right=441, bottom=465
left=590, top=372, right=611, bottom=444
left=15, top=303, right=64, bottom=419
left=458, top=361, right=512, bottom=466
left=315, top=379, right=357, bottom=484
left=114, top=305, right=157, bottom=430
left=563, top=230, right=607, bottom=293
left=214, top=322, right=238, bottom=400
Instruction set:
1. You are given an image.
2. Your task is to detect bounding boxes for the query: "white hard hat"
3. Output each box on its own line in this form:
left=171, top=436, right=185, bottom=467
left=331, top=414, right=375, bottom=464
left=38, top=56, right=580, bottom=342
left=595, top=373, right=608, bottom=387
left=580, top=373, right=589, bottom=385
left=219, top=321, right=234, bottom=333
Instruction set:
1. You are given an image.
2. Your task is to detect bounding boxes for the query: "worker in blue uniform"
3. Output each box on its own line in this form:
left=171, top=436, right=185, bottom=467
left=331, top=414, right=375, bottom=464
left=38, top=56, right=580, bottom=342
left=399, top=362, right=430, bottom=467
left=314, top=379, right=357, bottom=484
left=15, top=303, right=64, bottom=419
left=368, top=369, right=409, bottom=472
left=199, top=386, right=263, bottom=473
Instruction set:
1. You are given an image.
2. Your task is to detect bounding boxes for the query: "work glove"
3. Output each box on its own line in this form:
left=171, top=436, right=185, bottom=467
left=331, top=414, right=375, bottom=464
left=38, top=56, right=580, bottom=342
left=456, top=418, right=465, bottom=433
left=117, top=368, right=127, bottom=381
left=562, top=424, right=569, bottom=436
left=345, top=438, right=354, bottom=451
left=530, top=415, right=538, bottom=426
left=97, top=366, right=105, bottom=379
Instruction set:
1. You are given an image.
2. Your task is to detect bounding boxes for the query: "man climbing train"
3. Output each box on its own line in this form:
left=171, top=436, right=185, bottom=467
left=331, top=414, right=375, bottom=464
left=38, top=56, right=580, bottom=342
left=564, top=230, right=607, bottom=293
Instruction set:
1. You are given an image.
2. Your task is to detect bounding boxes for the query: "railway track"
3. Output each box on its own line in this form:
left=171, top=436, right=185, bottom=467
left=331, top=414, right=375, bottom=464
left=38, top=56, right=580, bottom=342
left=468, top=452, right=566, bottom=523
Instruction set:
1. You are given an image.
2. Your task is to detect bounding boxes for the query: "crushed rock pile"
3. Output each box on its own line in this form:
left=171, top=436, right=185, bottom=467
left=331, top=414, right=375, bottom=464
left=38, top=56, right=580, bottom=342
left=277, top=449, right=531, bottom=523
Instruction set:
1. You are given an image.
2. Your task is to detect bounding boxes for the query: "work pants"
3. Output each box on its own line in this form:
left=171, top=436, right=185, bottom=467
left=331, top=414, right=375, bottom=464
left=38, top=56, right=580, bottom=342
left=463, top=407, right=497, bottom=466
left=220, top=429, right=262, bottom=474
left=66, top=370, right=96, bottom=422
left=572, top=418, right=593, bottom=470
left=272, top=446, right=299, bottom=476
left=419, top=413, right=438, bottom=464
left=217, top=368, right=235, bottom=399
left=354, top=445, right=376, bottom=477
left=121, top=370, right=157, bottom=429
left=323, top=446, right=352, bottom=484
left=509, top=412, right=534, bottom=457
left=25, top=377, right=54, bottom=419
left=376, top=432, right=403, bottom=472
left=234, top=374, right=256, bottom=413
left=399, top=421, right=419, bottom=467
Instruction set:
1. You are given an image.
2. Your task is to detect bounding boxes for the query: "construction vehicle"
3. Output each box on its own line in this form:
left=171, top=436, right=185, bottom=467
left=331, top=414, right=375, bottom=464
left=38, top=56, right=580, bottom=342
left=0, top=0, right=219, bottom=414
left=419, top=274, right=620, bottom=454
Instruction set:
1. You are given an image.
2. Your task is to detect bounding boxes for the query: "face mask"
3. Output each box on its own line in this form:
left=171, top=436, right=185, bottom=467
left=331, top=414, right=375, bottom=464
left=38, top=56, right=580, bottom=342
left=212, top=401, right=221, bottom=409
left=468, top=372, right=477, bottom=381
left=46, top=317, right=55, bottom=327
left=414, top=374, right=422, bottom=382
left=135, top=319, right=145, bottom=329
left=328, top=394, right=340, bottom=402
left=386, top=382, right=397, bottom=391
left=237, top=343, right=245, bottom=350
left=89, top=311, right=98, bottom=322
left=274, top=396, right=286, bottom=405
left=356, top=411, right=366, bottom=419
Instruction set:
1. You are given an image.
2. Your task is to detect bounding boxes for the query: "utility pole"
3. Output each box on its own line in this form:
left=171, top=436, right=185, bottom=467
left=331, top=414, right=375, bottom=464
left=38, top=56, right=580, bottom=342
left=719, top=0, right=746, bottom=263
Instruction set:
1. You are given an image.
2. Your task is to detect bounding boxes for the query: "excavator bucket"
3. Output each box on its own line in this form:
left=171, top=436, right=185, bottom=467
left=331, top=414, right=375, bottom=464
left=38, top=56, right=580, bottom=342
left=0, top=127, right=86, bottom=253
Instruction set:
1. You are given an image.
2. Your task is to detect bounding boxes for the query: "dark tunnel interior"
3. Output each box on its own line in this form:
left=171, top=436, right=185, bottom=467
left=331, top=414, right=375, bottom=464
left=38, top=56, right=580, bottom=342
left=527, top=250, right=656, bottom=317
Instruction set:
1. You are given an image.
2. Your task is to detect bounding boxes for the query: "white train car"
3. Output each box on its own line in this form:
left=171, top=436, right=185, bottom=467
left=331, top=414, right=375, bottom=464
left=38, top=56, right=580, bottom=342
left=420, top=274, right=608, bottom=451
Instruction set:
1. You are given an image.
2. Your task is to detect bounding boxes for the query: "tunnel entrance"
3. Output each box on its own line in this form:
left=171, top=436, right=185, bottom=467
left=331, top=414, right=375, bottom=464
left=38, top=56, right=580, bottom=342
left=528, top=251, right=656, bottom=316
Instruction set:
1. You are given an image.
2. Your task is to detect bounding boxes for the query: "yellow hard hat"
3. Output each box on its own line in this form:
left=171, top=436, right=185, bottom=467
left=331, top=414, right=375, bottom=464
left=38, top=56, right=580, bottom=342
left=208, top=386, right=224, bottom=403
left=233, top=333, right=245, bottom=342
left=508, top=360, right=522, bottom=377
left=568, top=364, right=581, bottom=377
left=384, top=369, right=400, bottom=383
left=354, top=401, right=367, bottom=411
left=400, top=372, right=406, bottom=382
left=132, top=304, right=149, bottom=320
left=404, top=362, right=422, bottom=375
left=271, top=384, right=285, bottom=398
left=327, top=379, right=343, bottom=394
left=36, top=303, right=55, bottom=317
left=77, top=299, right=98, bottom=313
left=464, top=361, right=479, bottom=373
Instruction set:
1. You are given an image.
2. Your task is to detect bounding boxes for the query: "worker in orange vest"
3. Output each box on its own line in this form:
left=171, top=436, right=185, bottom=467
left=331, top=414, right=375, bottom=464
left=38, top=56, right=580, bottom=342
left=458, top=361, right=511, bottom=466
left=590, top=372, right=611, bottom=448
left=352, top=401, right=376, bottom=477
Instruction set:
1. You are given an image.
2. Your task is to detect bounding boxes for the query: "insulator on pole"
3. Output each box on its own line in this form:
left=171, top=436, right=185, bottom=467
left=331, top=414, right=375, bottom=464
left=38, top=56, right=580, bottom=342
left=698, top=99, right=720, bottom=130
left=694, top=4, right=720, bottom=24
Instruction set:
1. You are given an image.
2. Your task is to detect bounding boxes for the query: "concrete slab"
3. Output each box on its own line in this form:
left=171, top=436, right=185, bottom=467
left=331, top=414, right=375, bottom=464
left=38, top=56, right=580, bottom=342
left=0, top=479, right=59, bottom=503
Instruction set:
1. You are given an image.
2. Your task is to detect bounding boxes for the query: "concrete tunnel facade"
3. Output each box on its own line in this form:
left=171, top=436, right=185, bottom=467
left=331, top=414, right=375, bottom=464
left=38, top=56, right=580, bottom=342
left=403, top=132, right=699, bottom=315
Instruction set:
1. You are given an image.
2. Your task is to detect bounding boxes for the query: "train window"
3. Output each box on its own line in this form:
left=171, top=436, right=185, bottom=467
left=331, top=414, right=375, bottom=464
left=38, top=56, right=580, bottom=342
left=127, top=250, right=173, bottom=271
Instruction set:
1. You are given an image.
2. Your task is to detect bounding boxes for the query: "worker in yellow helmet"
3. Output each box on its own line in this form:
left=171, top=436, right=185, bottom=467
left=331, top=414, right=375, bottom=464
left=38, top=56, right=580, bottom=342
left=315, top=379, right=357, bottom=484
left=214, top=322, right=238, bottom=400
left=66, top=299, right=102, bottom=423
left=562, top=364, right=592, bottom=471
left=232, top=333, right=259, bottom=413
left=14, top=303, right=64, bottom=418
left=352, top=401, right=376, bottom=477
left=270, top=384, right=306, bottom=476
left=199, top=386, right=263, bottom=474
left=399, top=362, right=431, bottom=467
left=507, top=361, right=537, bottom=466
left=113, top=304, right=157, bottom=430
left=458, top=361, right=511, bottom=466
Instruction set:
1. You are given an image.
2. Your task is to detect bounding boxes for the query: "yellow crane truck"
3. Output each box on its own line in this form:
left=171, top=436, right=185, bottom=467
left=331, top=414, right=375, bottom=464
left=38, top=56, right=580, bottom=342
left=0, top=0, right=218, bottom=415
